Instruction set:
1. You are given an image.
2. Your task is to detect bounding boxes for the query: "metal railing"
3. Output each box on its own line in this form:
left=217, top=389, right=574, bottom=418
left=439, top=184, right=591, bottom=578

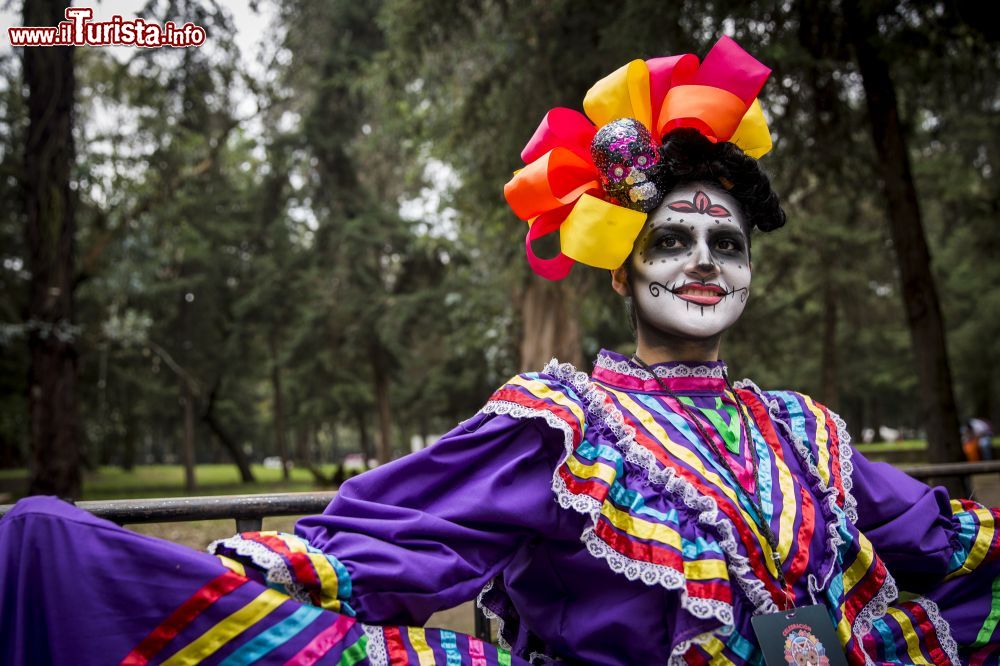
left=3, top=459, right=1000, bottom=642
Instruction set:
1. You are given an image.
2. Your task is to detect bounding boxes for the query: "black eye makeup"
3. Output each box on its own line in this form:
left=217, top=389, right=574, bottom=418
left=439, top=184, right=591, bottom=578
left=644, top=222, right=746, bottom=256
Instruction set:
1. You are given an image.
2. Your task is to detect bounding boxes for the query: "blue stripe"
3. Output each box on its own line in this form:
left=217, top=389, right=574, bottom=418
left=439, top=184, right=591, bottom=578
left=636, top=393, right=760, bottom=519
left=725, top=628, right=758, bottom=662
left=773, top=392, right=816, bottom=466
left=219, top=605, right=323, bottom=665
left=873, top=617, right=899, bottom=663
left=440, top=629, right=463, bottom=666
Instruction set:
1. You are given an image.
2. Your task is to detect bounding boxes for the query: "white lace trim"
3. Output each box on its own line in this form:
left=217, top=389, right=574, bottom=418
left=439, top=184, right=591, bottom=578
left=912, top=596, right=960, bottom=665
left=543, top=358, right=779, bottom=620
left=474, top=577, right=512, bottom=651
left=594, top=353, right=727, bottom=380
left=206, top=534, right=312, bottom=605
left=668, top=624, right=734, bottom=665
left=490, top=358, right=791, bottom=631
left=830, top=409, right=859, bottom=524
left=362, top=623, right=388, bottom=666
left=736, top=381, right=891, bottom=666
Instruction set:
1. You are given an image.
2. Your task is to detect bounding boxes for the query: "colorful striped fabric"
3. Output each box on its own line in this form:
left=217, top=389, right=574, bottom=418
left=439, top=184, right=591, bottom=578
left=119, top=567, right=372, bottom=665
left=946, top=499, right=1000, bottom=579
left=381, top=627, right=514, bottom=666
left=210, top=531, right=355, bottom=615
left=481, top=352, right=931, bottom=664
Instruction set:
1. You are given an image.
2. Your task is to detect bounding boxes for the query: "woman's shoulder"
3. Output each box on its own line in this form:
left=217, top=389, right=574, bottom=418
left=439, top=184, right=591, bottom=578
left=480, top=359, right=603, bottom=449
left=735, top=380, right=847, bottom=435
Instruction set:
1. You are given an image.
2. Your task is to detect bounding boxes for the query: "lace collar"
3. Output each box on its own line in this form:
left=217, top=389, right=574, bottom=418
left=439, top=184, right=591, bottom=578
left=591, top=348, right=729, bottom=393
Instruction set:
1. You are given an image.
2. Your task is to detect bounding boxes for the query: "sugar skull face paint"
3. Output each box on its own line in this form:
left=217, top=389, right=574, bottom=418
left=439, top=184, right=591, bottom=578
left=629, top=182, right=751, bottom=339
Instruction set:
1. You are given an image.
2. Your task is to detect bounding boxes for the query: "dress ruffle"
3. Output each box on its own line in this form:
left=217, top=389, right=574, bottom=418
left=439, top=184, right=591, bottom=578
left=481, top=355, right=912, bottom=665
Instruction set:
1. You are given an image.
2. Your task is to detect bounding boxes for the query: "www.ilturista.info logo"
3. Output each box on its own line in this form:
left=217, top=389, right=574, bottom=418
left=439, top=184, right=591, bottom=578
left=8, top=8, right=206, bottom=48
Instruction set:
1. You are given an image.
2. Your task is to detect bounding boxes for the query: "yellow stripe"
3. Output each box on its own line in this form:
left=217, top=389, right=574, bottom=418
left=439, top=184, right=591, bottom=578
left=605, top=387, right=778, bottom=575
left=700, top=636, right=735, bottom=665
left=407, top=627, right=436, bottom=666
left=306, top=551, right=342, bottom=609
left=836, top=615, right=852, bottom=646
left=278, top=533, right=308, bottom=553
left=803, top=395, right=831, bottom=486
left=843, top=532, right=875, bottom=594
left=507, top=375, right=586, bottom=425
left=887, top=607, right=932, bottom=665
left=215, top=555, right=246, bottom=577
left=684, top=558, right=729, bottom=581
left=600, top=501, right=682, bottom=549
left=162, top=588, right=287, bottom=665
left=950, top=499, right=966, bottom=514
left=965, top=508, right=995, bottom=570
left=565, top=455, right=617, bottom=487
left=740, top=398, right=796, bottom=561
left=948, top=508, right=996, bottom=580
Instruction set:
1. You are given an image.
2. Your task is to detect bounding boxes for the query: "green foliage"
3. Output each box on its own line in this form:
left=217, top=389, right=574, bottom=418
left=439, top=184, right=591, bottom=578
left=0, top=0, right=997, bottom=480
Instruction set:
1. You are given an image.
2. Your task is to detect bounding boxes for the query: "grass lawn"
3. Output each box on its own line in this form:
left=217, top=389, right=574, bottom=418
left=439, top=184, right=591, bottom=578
left=853, top=439, right=927, bottom=454
left=0, top=463, right=342, bottom=501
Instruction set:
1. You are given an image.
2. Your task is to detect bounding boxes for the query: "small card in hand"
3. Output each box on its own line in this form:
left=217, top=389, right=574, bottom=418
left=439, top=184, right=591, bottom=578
left=750, top=604, right=848, bottom=666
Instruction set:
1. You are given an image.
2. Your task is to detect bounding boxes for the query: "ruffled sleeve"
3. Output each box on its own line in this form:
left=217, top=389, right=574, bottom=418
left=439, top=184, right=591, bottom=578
left=849, top=446, right=1000, bottom=657
left=848, top=449, right=962, bottom=589
left=211, top=372, right=581, bottom=627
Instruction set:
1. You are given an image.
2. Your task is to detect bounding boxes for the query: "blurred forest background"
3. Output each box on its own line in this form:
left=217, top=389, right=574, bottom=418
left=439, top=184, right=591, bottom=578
left=1, top=0, right=998, bottom=499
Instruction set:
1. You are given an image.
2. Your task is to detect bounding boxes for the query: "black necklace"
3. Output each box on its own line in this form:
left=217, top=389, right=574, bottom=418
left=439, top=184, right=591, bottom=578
left=631, top=354, right=794, bottom=609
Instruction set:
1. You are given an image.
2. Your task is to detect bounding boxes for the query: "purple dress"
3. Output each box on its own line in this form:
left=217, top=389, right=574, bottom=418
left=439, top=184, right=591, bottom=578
left=3, top=350, right=999, bottom=665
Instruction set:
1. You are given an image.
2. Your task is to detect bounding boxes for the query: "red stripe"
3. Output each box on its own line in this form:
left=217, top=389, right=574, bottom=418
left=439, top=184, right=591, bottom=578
left=119, top=570, right=248, bottom=666
left=490, top=388, right=582, bottom=442
left=841, top=556, right=889, bottom=623
left=987, top=509, right=1000, bottom=564
left=740, top=389, right=817, bottom=587
left=244, top=534, right=321, bottom=589
left=904, top=600, right=949, bottom=666
left=685, top=578, right=733, bottom=604
left=971, top=643, right=1000, bottom=666
left=817, top=402, right=845, bottom=508
left=684, top=643, right=711, bottom=666
left=384, top=626, right=410, bottom=665
left=621, top=414, right=787, bottom=602
left=282, top=615, right=356, bottom=666
left=559, top=464, right=611, bottom=502
left=594, top=519, right=684, bottom=571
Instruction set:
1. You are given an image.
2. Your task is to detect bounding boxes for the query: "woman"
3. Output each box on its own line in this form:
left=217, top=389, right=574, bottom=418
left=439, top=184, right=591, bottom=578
left=2, top=38, right=999, bottom=666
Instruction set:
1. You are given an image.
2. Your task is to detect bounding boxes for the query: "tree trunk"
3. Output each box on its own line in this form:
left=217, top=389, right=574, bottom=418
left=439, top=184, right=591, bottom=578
left=121, top=390, right=136, bottom=471
left=355, top=410, right=372, bottom=470
left=518, top=277, right=583, bottom=372
left=24, top=0, right=81, bottom=499
left=843, top=2, right=964, bottom=484
left=180, top=380, right=196, bottom=492
left=820, top=278, right=839, bottom=410
left=268, top=330, right=290, bottom=480
left=201, top=382, right=255, bottom=483
left=370, top=339, right=393, bottom=464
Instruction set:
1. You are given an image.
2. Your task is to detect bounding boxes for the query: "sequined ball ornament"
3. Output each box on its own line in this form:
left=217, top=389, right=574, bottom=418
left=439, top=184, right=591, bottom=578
left=590, top=118, right=664, bottom=212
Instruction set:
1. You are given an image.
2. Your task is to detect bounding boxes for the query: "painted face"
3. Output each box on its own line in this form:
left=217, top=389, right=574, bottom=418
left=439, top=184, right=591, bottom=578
left=629, top=182, right=751, bottom=339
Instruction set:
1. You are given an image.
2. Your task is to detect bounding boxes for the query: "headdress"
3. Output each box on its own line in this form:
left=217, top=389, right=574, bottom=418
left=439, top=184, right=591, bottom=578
left=504, top=37, right=772, bottom=280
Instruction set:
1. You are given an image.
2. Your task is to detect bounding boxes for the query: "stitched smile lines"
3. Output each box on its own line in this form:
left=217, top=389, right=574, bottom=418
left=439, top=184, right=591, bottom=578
left=649, top=280, right=750, bottom=312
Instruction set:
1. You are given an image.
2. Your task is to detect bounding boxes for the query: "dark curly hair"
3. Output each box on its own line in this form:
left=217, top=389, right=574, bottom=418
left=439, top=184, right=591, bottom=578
left=653, top=127, right=786, bottom=235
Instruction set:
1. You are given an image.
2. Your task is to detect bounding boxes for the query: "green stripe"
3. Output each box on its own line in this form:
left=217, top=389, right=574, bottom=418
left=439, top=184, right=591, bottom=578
left=498, top=647, right=512, bottom=666
left=338, top=634, right=368, bottom=666
left=974, top=576, right=1000, bottom=647
left=679, top=396, right=741, bottom=454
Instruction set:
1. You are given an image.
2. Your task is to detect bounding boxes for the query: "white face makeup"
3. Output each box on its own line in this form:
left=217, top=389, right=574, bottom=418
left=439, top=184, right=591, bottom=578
left=629, top=182, right=751, bottom=339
